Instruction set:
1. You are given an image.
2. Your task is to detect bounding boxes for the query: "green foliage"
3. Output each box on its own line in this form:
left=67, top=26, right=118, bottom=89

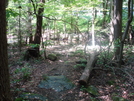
left=47, top=53, right=57, bottom=61
left=42, top=74, right=48, bottom=80
left=81, top=85, right=99, bottom=96
left=6, top=8, right=19, bottom=19
left=74, top=63, right=86, bottom=69
left=27, top=44, right=39, bottom=48
left=96, top=51, right=113, bottom=68
left=71, top=49, right=84, bottom=56
left=18, top=93, right=47, bottom=101
left=124, top=45, right=133, bottom=57
left=130, top=93, right=134, bottom=96
left=42, top=40, right=54, bottom=47
left=13, top=0, right=18, bottom=3
left=106, top=80, right=116, bottom=85
left=114, top=38, right=121, bottom=48
left=90, top=97, right=99, bottom=101
left=112, top=96, right=129, bottom=101
left=11, top=79, right=21, bottom=84
left=15, top=97, right=26, bottom=101
left=14, top=66, right=32, bottom=80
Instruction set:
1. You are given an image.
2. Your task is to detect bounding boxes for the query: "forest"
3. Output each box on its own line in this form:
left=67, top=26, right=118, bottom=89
left=0, top=0, right=134, bottom=101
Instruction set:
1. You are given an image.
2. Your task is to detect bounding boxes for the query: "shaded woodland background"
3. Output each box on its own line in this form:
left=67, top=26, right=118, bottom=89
left=0, top=0, right=134, bottom=101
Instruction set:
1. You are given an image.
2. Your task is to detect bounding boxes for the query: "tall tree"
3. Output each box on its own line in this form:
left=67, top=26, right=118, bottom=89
left=28, top=0, right=33, bottom=44
left=113, top=0, right=123, bottom=60
left=31, top=0, right=45, bottom=55
left=24, top=0, right=45, bottom=61
left=119, top=0, right=133, bottom=67
left=0, top=0, right=12, bottom=101
left=110, top=0, right=114, bottom=45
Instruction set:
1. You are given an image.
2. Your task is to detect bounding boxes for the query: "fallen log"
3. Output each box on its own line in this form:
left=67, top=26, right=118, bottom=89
left=79, top=51, right=99, bottom=85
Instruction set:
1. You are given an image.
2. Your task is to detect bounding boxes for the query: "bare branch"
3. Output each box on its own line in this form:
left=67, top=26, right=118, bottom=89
left=30, top=0, right=37, bottom=16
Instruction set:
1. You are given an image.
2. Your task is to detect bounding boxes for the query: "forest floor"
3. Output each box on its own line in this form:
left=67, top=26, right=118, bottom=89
left=8, top=42, right=134, bottom=101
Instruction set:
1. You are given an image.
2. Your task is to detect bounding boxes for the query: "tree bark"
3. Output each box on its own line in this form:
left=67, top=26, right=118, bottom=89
left=113, top=0, right=123, bottom=60
left=25, top=0, right=45, bottom=60
left=79, top=52, right=98, bottom=85
left=110, top=0, right=114, bottom=45
left=33, top=6, right=44, bottom=45
left=28, top=0, right=33, bottom=44
left=0, top=0, right=12, bottom=100
left=118, top=0, right=133, bottom=68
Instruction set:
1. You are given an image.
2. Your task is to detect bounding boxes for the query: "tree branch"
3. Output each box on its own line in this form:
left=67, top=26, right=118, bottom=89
left=30, top=0, right=37, bottom=16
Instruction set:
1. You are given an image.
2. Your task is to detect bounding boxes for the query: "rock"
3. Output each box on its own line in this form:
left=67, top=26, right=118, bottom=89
left=38, top=75, right=75, bottom=92
left=47, top=53, right=57, bottom=61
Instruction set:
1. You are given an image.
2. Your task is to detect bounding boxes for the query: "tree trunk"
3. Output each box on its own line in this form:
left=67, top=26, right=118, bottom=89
left=33, top=0, right=45, bottom=52
left=110, top=0, right=114, bottom=45
left=91, top=8, right=96, bottom=46
left=24, top=0, right=45, bottom=60
left=34, top=5, right=44, bottom=44
left=0, top=0, right=12, bottom=100
left=18, top=6, right=22, bottom=52
left=113, top=0, right=123, bottom=60
left=119, top=0, right=133, bottom=68
left=79, top=52, right=98, bottom=85
left=28, top=0, right=33, bottom=44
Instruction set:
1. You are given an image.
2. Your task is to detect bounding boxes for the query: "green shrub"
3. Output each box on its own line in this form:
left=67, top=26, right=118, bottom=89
left=14, top=66, right=32, bottom=81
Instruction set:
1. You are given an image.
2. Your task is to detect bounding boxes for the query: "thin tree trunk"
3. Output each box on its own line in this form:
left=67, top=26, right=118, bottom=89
left=28, top=0, right=33, bottom=44
left=110, top=0, right=114, bottom=45
left=91, top=8, right=96, bottom=46
left=119, top=0, right=133, bottom=68
left=18, top=5, right=22, bottom=52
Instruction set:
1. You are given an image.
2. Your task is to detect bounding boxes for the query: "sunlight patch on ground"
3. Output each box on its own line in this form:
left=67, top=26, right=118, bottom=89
left=86, top=45, right=100, bottom=50
left=46, top=44, right=112, bottom=56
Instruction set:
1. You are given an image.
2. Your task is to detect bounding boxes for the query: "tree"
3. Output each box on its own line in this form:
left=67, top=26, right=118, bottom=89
left=24, top=0, right=45, bottom=60
left=0, top=0, right=12, bottom=101
left=28, top=0, right=33, bottom=44
left=31, top=0, right=45, bottom=57
left=113, top=0, right=123, bottom=60
left=119, top=0, right=133, bottom=67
